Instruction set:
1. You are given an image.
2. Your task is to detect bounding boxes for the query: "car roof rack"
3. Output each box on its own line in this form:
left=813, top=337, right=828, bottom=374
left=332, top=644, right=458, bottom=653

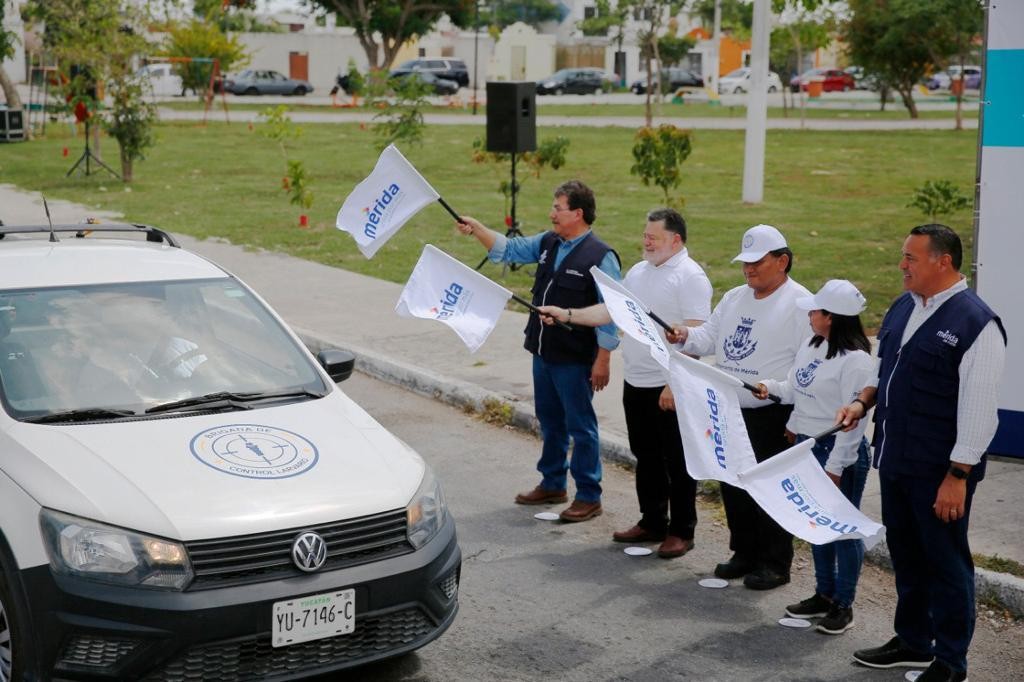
left=0, top=221, right=180, bottom=247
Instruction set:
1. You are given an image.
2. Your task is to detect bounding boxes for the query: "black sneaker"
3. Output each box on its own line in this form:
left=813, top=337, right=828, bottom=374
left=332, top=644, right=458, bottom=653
left=785, top=593, right=832, bottom=619
left=853, top=636, right=934, bottom=669
left=816, top=604, right=854, bottom=634
left=914, top=660, right=968, bottom=682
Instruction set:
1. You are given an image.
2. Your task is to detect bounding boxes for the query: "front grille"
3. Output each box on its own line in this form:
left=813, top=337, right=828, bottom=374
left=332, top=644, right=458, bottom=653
left=184, top=509, right=412, bottom=589
left=143, top=607, right=434, bottom=681
left=58, top=633, right=140, bottom=668
left=438, top=567, right=459, bottom=599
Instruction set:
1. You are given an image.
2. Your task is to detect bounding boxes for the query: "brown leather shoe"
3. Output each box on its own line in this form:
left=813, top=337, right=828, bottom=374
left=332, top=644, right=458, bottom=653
left=612, top=525, right=665, bottom=543
left=657, top=535, right=695, bottom=559
left=514, top=486, right=568, bottom=505
left=559, top=500, right=602, bottom=523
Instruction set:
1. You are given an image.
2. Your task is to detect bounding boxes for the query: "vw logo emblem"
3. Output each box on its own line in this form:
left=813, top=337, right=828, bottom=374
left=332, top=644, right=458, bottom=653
left=292, top=532, right=328, bottom=572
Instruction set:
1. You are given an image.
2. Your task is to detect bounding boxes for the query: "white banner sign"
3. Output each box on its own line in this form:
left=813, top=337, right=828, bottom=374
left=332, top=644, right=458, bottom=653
left=395, top=245, right=512, bottom=353
left=737, top=439, right=885, bottom=548
left=590, top=266, right=670, bottom=371
left=666, top=352, right=756, bottom=485
left=336, top=144, right=440, bottom=258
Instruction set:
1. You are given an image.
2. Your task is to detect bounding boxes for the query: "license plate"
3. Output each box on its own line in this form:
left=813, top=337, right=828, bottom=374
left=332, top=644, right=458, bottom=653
left=272, top=589, right=355, bottom=648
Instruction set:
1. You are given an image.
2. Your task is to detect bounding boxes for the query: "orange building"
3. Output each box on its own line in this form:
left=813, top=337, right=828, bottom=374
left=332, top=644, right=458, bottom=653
left=687, top=27, right=751, bottom=76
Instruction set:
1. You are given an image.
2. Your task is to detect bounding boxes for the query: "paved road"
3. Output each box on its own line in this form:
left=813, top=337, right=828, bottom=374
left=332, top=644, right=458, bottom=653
left=321, top=372, right=1024, bottom=681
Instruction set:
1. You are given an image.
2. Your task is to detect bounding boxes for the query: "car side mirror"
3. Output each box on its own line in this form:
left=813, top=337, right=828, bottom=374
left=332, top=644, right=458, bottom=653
left=317, top=349, right=355, bottom=383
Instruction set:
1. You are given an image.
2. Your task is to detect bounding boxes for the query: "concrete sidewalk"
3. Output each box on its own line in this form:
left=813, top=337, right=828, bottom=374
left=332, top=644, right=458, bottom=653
left=1, top=183, right=1021, bottom=614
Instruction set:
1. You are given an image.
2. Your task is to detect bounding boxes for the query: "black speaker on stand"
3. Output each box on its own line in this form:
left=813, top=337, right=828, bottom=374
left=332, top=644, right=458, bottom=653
left=482, top=81, right=537, bottom=271
left=0, top=108, right=25, bottom=142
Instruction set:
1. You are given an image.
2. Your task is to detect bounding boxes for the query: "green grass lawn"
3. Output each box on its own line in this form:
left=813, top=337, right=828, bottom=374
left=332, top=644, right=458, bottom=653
left=159, top=98, right=980, bottom=121
left=0, top=121, right=979, bottom=329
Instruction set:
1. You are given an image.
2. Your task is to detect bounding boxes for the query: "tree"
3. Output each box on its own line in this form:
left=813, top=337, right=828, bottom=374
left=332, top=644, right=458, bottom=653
left=482, top=0, right=561, bottom=30
left=931, top=0, right=984, bottom=131
left=25, top=0, right=157, bottom=181
left=769, top=14, right=834, bottom=122
left=193, top=0, right=282, bottom=33
left=687, top=0, right=753, bottom=36
left=908, top=180, right=971, bottom=222
left=162, top=20, right=249, bottom=96
left=309, top=0, right=473, bottom=71
left=631, top=125, right=693, bottom=208
left=0, top=1, right=22, bottom=109
left=631, top=1, right=686, bottom=126
left=842, top=0, right=949, bottom=119
left=578, top=0, right=631, bottom=86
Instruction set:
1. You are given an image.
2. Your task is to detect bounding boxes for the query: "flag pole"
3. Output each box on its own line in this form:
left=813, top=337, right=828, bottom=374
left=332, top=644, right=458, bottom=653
left=510, top=293, right=573, bottom=331
left=810, top=423, right=845, bottom=441
left=437, top=196, right=467, bottom=224
left=651, top=311, right=782, bottom=404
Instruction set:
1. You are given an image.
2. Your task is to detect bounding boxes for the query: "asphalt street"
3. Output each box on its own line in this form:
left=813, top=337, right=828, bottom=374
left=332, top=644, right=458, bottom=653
left=323, top=372, right=1024, bottom=682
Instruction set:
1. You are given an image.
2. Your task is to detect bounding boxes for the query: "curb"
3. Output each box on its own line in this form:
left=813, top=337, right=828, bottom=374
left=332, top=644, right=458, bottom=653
left=297, top=327, right=1024, bottom=619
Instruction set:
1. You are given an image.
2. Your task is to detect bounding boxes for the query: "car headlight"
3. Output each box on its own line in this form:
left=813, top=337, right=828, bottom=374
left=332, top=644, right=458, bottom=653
left=406, top=466, right=448, bottom=550
left=543, top=81, right=556, bottom=88
left=39, top=509, right=193, bottom=590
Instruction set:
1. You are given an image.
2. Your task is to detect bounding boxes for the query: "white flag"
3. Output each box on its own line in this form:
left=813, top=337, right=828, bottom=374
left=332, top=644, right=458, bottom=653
left=589, top=266, right=670, bottom=371
left=396, top=245, right=512, bottom=353
left=666, top=352, right=757, bottom=485
left=737, top=439, right=885, bottom=548
left=336, top=144, right=440, bottom=258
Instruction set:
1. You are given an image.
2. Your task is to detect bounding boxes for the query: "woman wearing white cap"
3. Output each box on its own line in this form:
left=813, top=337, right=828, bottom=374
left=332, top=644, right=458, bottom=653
left=754, top=279, right=873, bottom=636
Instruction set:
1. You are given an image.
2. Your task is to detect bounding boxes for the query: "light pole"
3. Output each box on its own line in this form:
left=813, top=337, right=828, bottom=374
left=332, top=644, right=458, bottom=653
left=472, top=1, right=482, bottom=115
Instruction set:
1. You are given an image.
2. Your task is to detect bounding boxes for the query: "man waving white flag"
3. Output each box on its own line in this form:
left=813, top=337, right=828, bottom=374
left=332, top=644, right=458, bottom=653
left=737, top=439, right=885, bottom=548
left=336, top=144, right=440, bottom=258
left=589, top=266, right=670, bottom=371
left=666, top=352, right=757, bottom=485
left=396, top=245, right=512, bottom=353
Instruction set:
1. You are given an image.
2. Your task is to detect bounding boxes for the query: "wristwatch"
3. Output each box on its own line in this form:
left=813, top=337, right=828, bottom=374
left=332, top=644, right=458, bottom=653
left=948, top=465, right=969, bottom=480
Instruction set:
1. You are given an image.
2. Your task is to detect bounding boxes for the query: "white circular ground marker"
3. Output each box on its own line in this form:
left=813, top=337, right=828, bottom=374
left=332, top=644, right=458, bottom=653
left=777, top=617, right=812, bottom=629
left=623, top=546, right=653, bottom=557
left=904, top=672, right=923, bottom=682
left=533, top=511, right=559, bottom=521
left=698, top=578, right=729, bottom=589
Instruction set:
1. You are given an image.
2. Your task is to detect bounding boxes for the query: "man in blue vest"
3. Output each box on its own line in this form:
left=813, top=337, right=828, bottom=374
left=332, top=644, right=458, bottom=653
left=457, top=180, right=620, bottom=522
left=838, top=224, right=1006, bottom=682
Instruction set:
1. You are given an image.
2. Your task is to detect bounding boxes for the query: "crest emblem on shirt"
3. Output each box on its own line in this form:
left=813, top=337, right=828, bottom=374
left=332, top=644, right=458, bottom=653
left=723, top=317, right=758, bottom=363
left=795, top=359, right=822, bottom=388
left=538, top=249, right=549, bottom=265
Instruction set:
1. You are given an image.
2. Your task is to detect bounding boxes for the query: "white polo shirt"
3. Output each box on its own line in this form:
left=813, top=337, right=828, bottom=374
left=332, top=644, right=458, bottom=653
left=621, top=248, right=712, bottom=387
left=683, top=277, right=812, bottom=408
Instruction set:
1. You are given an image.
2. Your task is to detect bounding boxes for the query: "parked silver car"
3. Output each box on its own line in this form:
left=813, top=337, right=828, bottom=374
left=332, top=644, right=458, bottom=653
left=224, top=70, right=314, bottom=96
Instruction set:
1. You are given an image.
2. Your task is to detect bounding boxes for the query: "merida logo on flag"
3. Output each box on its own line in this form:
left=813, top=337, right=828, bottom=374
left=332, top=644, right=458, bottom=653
left=431, top=282, right=465, bottom=320
left=363, top=183, right=402, bottom=239
left=782, top=477, right=859, bottom=534
left=706, top=388, right=727, bottom=469
left=624, top=299, right=661, bottom=348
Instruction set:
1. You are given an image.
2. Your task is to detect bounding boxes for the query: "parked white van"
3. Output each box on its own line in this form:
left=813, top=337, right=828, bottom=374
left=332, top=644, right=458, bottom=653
left=0, top=223, right=460, bottom=680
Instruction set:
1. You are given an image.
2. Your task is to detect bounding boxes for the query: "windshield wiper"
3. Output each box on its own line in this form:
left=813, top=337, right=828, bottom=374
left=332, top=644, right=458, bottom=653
left=24, top=408, right=138, bottom=424
left=145, top=389, right=325, bottom=415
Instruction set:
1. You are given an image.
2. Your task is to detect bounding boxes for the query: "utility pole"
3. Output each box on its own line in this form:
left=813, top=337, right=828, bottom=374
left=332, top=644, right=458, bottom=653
left=710, top=0, right=722, bottom=93
left=741, top=0, right=770, bottom=204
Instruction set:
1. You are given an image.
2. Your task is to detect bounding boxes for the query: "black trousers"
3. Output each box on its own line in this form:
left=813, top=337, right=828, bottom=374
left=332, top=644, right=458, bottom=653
left=622, top=381, right=698, bottom=539
left=720, top=403, right=795, bottom=574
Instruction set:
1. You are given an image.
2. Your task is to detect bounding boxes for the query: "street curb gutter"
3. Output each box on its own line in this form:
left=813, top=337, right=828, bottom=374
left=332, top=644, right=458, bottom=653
left=297, top=327, right=1024, bottom=619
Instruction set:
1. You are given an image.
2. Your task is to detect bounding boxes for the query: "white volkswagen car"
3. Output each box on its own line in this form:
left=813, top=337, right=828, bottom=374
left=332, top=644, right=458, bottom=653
left=717, top=67, right=783, bottom=94
left=0, top=223, right=460, bottom=680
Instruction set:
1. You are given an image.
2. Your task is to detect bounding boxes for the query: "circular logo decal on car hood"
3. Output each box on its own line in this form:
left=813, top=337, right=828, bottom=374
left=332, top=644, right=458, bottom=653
left=190, top=424, right=319, bottom=479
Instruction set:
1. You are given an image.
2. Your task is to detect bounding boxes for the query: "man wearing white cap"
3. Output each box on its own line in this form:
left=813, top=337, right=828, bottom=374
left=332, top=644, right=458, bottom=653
left=755, top=280, right=874, bottom=635
left=668, top=224, right=811, bottom=590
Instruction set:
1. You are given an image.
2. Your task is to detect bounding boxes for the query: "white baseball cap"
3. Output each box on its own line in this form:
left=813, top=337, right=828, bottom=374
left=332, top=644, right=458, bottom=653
left=732, top=224, right=788, bottom=263
left=796, top=279, right=867, bottom=316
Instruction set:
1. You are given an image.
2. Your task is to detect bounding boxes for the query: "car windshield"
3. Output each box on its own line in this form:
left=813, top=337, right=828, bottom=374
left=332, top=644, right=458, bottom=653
left=724, top=68, right=749, bottom=79
left=0, top=278, right=326, bottom=420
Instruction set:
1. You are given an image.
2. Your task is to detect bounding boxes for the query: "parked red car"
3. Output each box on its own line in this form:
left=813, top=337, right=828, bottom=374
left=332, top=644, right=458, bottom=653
left=789, top=68, right=856, bottom=93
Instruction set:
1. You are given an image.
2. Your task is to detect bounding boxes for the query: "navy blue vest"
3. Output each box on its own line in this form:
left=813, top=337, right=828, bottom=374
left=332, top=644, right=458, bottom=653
left=873, top=289, right=1004, bottom=481
left=523, top=231, right=618, bottom=364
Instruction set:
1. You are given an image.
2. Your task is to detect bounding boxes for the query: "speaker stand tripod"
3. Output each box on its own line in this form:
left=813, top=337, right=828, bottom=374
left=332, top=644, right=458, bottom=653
left=477, top=151, right=529, bottom=274
left=66, top=119, right=120, bottom=179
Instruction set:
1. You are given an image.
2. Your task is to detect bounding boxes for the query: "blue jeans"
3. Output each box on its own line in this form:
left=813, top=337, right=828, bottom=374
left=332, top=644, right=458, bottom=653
left=532, top=355, right=601, bottom=503
left=796, top=433, right=870, bottom=608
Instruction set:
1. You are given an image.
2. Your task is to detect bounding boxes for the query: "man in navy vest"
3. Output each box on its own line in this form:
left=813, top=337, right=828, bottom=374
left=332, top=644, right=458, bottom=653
left=838, top=224, right=1006, bottom=682
left=457, top=180, right=620, bottom=522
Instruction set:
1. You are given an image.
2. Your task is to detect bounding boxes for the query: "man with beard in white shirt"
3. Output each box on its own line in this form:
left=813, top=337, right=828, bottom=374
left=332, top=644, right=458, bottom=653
left=667, top=225, right=811, bottom=590
left=537, top=208, right=712, bottom=558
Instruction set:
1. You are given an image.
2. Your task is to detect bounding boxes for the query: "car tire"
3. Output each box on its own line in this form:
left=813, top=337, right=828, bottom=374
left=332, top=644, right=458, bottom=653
left=0, top=566, right=33, bottom=682
left=554, top=88, right=564, bottom=96
left=768, top=85, right=777, bottom=93
left=244, top=87, right=259, bottom=96
left=843, top=85, right=851, bottom=92
left=734, top=86, right=746, bottom=94
left=294, top=86, right=307, bottom=96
